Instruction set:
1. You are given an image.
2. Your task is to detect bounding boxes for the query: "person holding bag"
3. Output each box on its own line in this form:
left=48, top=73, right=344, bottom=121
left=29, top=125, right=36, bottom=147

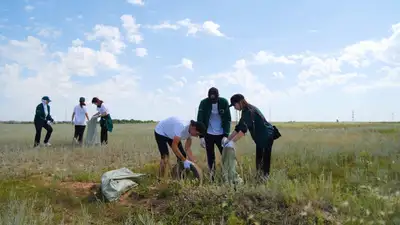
left=71, top=97, right=89, bottom=145
left=223, top=94, right=281, bottom=181
left=196, top=87, right=232, bottom=180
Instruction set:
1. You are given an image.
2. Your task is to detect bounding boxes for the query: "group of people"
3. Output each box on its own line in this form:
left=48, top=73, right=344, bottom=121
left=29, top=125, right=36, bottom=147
left=33, top=87, right=281, bottom=184
left=33, top=96, right=113, bottom=147
left=154, top=87, right=281, bottom=183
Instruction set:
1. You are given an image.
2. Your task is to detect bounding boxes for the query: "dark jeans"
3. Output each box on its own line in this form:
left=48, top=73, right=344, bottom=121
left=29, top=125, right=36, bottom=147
left=100, top=124, right=108, bottom=145
left=205, top=133, right=224, bottom=171
left=74, top=125, right=86, bottom=143
left=34, top=120, right=53, bottom=146
left=256, top=137, right=274, bottom=177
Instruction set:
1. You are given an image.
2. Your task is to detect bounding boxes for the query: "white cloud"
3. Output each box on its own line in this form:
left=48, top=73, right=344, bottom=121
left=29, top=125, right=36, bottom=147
left=120, top=15, right=143, bottom=44
left=127, top=0, right=144, bottom=6
left=179, top=58, right=193, bottom=70
left=202, top=21, right=225, bottom=37
left=37, top=28, right=62, bottom=38
left=24, top=5, right=34, bottom=12
left=253, top=51, right=296, bottom=65
left=85, top=24, right=126, bottom=54
left=146, top=18, right=226, bottom=37
left=145, top=21, right=179, bottom=30
left=135, top=47, right=147, bottom=57
left=272, top=72, right=284, bottom=79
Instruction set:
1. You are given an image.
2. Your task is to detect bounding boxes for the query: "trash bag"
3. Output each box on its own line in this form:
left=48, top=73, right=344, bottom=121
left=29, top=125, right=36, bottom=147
left=221, top=146, right=243, bottom=186
left=172, top=161, right=203, bottom=185
left=85, top=117, right=100, bottom=146
left=100, top=167, right=145, bottom=202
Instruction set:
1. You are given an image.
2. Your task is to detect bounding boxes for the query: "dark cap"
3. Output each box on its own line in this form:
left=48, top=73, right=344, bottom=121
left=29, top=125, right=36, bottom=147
left=208, top=87, right=219, bottom=100
left=229, top=94, right=245, bottom=107
left=190, top=120, right=206, bottom=135
left=42, top=96, right=51, bottom=102
left=79, top=97, right=85, bottom=102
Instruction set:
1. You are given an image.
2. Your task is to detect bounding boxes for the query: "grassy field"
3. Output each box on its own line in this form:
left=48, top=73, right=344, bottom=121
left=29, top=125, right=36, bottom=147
left=0, top=122, right=399, bottom=225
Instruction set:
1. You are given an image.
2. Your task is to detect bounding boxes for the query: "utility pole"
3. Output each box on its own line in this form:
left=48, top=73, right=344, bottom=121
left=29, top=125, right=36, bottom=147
left=65, top=108, right=67, bottom=122
left=352, top=110, right=355, bottom=122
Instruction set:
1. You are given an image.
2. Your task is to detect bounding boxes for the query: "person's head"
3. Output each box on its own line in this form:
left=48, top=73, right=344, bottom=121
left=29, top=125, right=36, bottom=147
left=208, top=87, right=219, bottom=104
left=229, top=93, right=248, bottom=111
left=79, top=97, right=86, bottom=107
left=41, top=96, right=51, bottom=104
left=91, top=97, right=103, bottom=106
left=189, top=120, right=206, bottom=137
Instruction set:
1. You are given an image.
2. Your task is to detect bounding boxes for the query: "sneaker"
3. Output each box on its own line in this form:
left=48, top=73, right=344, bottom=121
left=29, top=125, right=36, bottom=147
left=44, top=142, right=52, bottom=147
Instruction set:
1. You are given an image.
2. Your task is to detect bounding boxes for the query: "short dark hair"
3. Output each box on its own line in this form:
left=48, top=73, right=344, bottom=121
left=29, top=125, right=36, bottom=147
left=190, top=120, right=206, bottom=135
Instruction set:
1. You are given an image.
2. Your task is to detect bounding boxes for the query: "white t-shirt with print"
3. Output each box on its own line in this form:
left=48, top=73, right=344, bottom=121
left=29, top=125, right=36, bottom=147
left=73, top=105, right=88, bottom=126
left=207, top=103, right=224, bottom=135
left=96, top=103, right=109, bottom=115
left=155, top=116, right=191, bottom=140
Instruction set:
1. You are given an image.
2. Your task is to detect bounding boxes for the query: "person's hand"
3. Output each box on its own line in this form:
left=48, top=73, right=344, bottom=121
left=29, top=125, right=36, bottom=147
left=221, top=137, right=228, bottom=147
left=47, top=121, right=53, bottom=126
left=183, top=160, right=192, bottom=169
left=200, top=138, right=206, bottom=148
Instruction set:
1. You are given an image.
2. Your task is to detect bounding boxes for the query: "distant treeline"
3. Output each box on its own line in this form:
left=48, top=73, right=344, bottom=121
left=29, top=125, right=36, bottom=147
left=0, top=119, right=157, bottom=124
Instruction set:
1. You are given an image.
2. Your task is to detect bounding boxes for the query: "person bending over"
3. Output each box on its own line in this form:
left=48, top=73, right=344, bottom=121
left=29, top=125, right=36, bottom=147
left=91, top=97, right=113, bottom=145
left=223, top=94, right=280, bottom=181
left=154, top=116, right=206, bottom=179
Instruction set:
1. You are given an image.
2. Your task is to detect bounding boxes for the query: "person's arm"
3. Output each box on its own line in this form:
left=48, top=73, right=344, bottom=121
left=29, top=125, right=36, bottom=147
left=171, top=136, right=187, bottom=161
left=184, top=137, right=195, bottom=161
left=226, top=113, right=248, bottom=143
left=84, top=107, right=89, bottom=121
left=222, top=98, right=231, bottom=138
left=47, top=106, right=54, bottom=123
left=71, top=111, right=75, bottom=122
left=196, top=100, right=205, bottom=138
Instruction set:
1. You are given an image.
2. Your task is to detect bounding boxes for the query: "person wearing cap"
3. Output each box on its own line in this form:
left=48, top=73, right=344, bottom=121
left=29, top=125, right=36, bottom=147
left=71, top=97, right=90, bottom=145
left=91, top=97, right=113, bottom=145
left=154, top=116, right=206, bottom=179
left=196, top=87, right=232, bottom=180
left=224, top=94, right=279, bottom=181
left=33, top=96, right=55, bottom=147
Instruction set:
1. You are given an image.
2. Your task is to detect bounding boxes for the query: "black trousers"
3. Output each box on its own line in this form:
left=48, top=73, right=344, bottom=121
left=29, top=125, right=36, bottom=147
left=154, top=131, right=186, bottom=161
left=34, top=120, right=53, bottom=146
left=256, top=137, right=274, bottom=177
left=205, top=133, right=224, bottom=171
left=74, top=125, right=86, bottom=143
left=100, top=125, right=108, bottom=145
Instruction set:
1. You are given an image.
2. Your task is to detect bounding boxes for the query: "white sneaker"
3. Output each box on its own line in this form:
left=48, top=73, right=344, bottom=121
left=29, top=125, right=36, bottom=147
left=44, top=143, right=51, bottom=147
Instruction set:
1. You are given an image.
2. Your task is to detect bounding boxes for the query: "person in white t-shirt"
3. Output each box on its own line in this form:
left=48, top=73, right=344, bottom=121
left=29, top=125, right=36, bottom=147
left=71, top=97, right=89, bottom=145
left=91, top=97, right=113, bottom=145
left=154, top=116, right=206, bottom=179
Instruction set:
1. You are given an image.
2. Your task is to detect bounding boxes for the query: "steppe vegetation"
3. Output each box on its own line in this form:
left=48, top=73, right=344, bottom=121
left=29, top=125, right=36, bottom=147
left=0, top=122, right=399, bottom=224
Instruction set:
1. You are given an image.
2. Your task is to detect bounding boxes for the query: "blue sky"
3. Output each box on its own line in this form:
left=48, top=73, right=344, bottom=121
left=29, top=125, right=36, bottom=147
left=0, top=0, right=400, bottom=122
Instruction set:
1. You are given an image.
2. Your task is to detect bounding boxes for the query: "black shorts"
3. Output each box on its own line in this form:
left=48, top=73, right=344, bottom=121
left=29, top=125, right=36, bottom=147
left=154, top=131, right=186, bottom=160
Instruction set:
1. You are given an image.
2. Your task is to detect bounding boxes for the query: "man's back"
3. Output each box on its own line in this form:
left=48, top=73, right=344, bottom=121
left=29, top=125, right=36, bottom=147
left=155, top=117, right=189, bottom=140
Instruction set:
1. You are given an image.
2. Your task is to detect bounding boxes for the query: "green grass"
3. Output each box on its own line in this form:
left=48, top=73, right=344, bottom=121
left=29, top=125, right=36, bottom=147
left=0, top=122, right=399, bottom=224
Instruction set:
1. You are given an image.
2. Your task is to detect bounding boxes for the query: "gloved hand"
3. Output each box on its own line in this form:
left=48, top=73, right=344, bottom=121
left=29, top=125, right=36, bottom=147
left=200, top=137, right=206, bottom=148
left=183, top=160, right=192, bottom=169
left=47, top=121, right=53, bottom=126
left=221, top=137, right=229, bottom=147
